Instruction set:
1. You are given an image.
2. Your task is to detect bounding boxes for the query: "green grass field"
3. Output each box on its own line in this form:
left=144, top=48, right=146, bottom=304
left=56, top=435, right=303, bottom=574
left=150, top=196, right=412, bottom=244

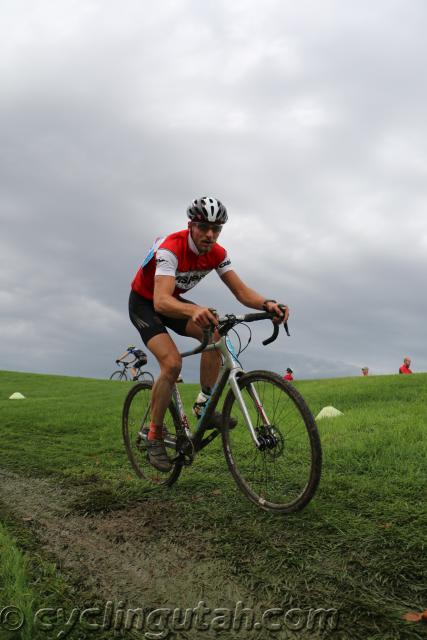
left=0, top=369, right=426, bottom=639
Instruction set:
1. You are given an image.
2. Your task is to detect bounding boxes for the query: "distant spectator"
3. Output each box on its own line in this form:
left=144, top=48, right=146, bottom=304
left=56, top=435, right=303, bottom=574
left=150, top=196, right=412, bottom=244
left=284, top=367, right=294, bottom=381
left=399, top=357, right=413, bottom=375
left=361, top=367, right=369, bottom=376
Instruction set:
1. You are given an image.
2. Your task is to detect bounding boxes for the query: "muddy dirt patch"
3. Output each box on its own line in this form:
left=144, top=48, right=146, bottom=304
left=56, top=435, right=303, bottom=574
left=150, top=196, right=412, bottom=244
left=0, top=470, right=250, bottom=612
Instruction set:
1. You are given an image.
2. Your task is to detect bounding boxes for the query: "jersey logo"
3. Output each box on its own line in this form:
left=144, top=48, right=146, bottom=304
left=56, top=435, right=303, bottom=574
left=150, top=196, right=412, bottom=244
left=175, top=270, right=210, bottom=290
left=141, top=236, right=165, bottom=268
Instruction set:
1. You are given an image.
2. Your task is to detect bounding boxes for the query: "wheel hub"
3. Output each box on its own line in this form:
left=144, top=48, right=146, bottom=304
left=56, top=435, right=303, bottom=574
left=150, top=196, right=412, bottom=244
left=255, top=425, right=284, bottom=454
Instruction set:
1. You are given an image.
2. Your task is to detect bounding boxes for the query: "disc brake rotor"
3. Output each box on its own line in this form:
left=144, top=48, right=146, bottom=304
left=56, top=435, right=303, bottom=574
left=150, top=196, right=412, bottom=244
left=255, top=425, right=284, bottom=458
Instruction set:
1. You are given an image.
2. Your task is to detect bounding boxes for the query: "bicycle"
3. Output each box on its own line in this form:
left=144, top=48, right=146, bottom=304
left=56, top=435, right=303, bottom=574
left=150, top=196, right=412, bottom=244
left=122, top=310, right=322, bottom=514
left=110, top=361, right=154, bottom=384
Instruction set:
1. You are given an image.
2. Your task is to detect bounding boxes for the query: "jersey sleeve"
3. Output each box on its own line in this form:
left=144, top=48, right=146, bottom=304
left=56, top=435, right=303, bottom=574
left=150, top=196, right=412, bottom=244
left=216, top=251, right=233, bottom=277
left=155, top=248, right=178, bottom=277
left=141, top=236, right=164, bottom=267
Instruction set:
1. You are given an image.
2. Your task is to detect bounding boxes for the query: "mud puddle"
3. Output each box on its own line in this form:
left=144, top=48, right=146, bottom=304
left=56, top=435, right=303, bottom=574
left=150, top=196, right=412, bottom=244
left=0, top=470, right=251, bottom=615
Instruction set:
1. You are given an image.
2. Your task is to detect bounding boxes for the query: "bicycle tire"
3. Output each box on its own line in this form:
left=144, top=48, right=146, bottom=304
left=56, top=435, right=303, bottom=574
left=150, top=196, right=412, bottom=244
left=110, top=370, right=128, bottom=381
left=138, top=371, right=155, bottom=384
left=221, top=370, right=322, bottom=513
left=122, top=381, right=183, bottom=487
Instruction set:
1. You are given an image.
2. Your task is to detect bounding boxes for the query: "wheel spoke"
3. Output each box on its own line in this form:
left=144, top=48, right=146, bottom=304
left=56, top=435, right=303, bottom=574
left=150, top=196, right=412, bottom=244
left=223, top=373, right=321, bottom=512
left=122, top=382, right=183, bottom=487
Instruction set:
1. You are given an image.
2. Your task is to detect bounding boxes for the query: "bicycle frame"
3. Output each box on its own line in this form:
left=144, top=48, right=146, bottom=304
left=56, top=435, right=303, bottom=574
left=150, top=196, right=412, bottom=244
left=172, top=330, right=266, bottom=451
left=123, top=309, right=322, bottom=514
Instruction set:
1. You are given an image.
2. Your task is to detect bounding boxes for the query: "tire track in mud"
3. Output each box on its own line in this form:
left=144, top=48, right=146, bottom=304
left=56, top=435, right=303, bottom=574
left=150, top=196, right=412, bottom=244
left=0, top=470, right=250, bottom=614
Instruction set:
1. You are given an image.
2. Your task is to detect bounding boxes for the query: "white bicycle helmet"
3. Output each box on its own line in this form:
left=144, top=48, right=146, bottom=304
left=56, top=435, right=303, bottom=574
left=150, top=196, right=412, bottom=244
left=187, top=197, right=228, bottom=224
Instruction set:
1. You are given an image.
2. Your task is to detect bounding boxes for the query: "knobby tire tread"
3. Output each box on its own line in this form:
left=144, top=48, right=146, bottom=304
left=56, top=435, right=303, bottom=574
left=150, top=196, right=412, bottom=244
left=221, top=370, right=322, bottom=513
left=122, top=381, right=183, bottom=487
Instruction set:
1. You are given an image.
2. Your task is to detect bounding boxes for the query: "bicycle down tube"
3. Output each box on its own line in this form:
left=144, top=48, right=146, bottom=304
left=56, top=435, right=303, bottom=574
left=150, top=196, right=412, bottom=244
left=179, top=315, right=268, bottom=448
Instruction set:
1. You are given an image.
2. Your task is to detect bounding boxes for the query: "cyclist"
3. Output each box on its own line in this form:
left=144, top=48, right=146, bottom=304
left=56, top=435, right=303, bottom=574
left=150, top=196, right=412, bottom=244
left=129, top=196, right=289, bottom=471
left=115, top=345, right=148, bottom=381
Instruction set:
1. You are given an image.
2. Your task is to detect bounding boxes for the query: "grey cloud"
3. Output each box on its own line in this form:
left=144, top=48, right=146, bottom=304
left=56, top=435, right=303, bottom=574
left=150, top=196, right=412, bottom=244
left=1, top=0, right=426, bottom=381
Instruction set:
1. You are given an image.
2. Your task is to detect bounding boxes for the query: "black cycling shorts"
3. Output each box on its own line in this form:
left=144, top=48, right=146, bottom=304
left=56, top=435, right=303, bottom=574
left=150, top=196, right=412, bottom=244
left=129, top=289, right=194, bottom=347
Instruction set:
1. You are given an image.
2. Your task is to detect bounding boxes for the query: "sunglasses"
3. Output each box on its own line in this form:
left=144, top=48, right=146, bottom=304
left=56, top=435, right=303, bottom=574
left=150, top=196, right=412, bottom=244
left=194, top=222, right=223, bottom=233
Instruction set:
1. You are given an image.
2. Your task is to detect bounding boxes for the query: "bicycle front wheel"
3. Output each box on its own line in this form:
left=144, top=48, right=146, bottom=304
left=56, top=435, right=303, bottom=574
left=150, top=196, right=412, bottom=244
left=122, top=382, right=183, bottom=487
left=221, top=371, right=322, bottom=513
left=110, top=370, right=127, bottom=381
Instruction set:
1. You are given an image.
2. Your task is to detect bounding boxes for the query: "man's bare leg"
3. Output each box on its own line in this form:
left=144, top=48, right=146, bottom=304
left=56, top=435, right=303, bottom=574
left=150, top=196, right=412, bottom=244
left=145, top=333, right=181, bottom=471
left=147, top=333, right=182, bottom=426
left=183, top=320, right=238, bottom=429
left=185, top=321, right=221, bottom=390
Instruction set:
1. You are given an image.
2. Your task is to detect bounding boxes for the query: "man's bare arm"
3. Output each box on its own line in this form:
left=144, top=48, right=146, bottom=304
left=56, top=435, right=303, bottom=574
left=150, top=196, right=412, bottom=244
left=221, top=270, right=289, bottom=323
left=153, top=276, right=218, bottom=327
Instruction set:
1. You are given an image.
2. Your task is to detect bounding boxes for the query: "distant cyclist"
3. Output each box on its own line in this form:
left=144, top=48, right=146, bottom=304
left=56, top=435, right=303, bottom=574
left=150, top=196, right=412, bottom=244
left=128, top=196, right=289, bottom=472
left=115, top=345, right=148, bottom=381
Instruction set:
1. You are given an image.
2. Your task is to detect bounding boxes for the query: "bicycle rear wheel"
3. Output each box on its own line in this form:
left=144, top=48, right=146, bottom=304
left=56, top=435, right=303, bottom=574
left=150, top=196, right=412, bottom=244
left=138, top=371, right=155, bottom=384
left=122, top=382, right=183, bottom=487
left=110, top=370, right=127, bottom=381
left=221, top=370, right=321, bottom=513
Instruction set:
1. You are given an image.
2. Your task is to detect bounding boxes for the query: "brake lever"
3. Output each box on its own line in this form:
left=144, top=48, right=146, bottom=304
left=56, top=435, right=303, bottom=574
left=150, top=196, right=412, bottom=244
left=208, top=307, right=219, bottom=325
left=277, top=304, right=290, bottom=336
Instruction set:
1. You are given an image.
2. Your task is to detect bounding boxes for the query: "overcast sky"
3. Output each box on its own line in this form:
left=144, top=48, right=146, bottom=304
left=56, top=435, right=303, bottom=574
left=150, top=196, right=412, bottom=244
left=1, top=0, right=426, bottom=383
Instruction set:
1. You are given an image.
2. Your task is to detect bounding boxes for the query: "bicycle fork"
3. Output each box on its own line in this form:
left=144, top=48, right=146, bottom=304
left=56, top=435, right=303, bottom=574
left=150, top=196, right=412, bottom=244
left=228, top=371, right=270, bottom=448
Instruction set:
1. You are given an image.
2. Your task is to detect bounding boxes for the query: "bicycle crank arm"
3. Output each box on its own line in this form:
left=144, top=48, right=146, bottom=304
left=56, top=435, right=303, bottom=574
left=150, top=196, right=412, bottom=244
left=163, top=435, right=177, bottom=449
left=139, top=431, right=177, bottom=450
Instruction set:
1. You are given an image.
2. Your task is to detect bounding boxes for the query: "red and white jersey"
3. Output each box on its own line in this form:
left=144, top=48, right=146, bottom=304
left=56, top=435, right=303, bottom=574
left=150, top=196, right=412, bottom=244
left=131, top=229, right=233, bottom=300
